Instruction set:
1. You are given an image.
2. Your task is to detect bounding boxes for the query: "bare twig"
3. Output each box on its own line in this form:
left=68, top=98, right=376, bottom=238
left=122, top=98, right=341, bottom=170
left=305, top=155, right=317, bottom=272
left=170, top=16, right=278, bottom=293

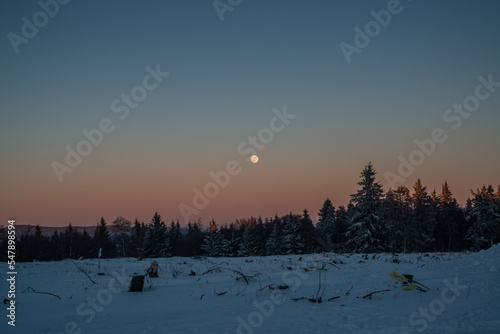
left=315, top=270, right=323, bottom=300
left=202, top=266, right=223, bottom=275
left=170, top=265, right=181, bottom=278
left=362, top=289, right=390, bottom=299
left=292, top=297, right=305, bottom=301
left=258, top=284, right=276, bottom=292
left=202, top=265, right=261, bottom=285
left=236, top=287, right=247, bottom=296
left=213, top=286, right=228, bottom=296
left=69, top=259, right=96, bottom=284
left=104, top=269, right=123, bottom=287
left=232, top=266, right=252, bottom=285
left=323, top=260, right=340, bottom=270
left=413, top=280, right=430, bottom=291
left=327, top=296, right=340, bottom=301
left=22, top=286, right=60, bottom=299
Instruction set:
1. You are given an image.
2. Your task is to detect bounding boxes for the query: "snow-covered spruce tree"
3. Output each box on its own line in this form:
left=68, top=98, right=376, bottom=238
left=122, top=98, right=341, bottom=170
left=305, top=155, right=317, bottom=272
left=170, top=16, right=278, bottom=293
left=220, top=223, right=240, bottom=257
left=78, top=230, right=92, bottom=259
left=410, top=180, right=436, bottom=252
left=300, top=209, right=317, bottom=253
left=93, top=217, right=115, bottom=258
left=434, top=181, right=466, bottom=251
left=186, top=220, right=204, bottom=256
left=465, top=185, right=500, bottom=250
left=266, top=218, right=283, bottom=255
left=238, top=217, right=259, bottom=257
left=254, top=216, right=267, bottom=256
left=316, top=198, right=335, bottom=246
left=201, top=219, right=227, bottom=257
left=142, top=212, right=171, bottom=258
left=344, top=162, right=387, bottom=253
left=131, top=219, right=146, bottom=257
left=281, top=213, right=305, bottom=254
left=332, top=205, right=349, bottom=250
left=33, top=225, right=50, bottom=261
left=168, top=220, right=183, bottom=256
left=49, top=230, right=63, bottom=260
left=382, top=186, right=410, bottom=253
left=17, top=225, right=50, bottom=261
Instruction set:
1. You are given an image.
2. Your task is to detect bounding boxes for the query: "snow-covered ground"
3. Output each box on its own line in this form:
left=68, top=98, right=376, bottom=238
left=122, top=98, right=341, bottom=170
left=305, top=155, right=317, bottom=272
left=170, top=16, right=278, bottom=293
left=2, top=245, right=500, bottom=334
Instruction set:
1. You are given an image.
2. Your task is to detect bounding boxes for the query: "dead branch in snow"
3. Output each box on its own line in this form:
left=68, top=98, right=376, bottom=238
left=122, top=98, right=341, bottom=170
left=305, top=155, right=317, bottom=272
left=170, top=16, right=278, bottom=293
left=413, top=280, right=430, bottom=291
left=203, top=265, right=261, bottom=285
left=258, top=284, right=276, bottom=292
left=69, top=259, right=96, bottom=284
left=292, top=297, right=305, bottom=301
left=22, top=286, right=60, bottom=299
left=213, top=286, right=228, bottom=296
left=362, top=289, right=390, bottom=299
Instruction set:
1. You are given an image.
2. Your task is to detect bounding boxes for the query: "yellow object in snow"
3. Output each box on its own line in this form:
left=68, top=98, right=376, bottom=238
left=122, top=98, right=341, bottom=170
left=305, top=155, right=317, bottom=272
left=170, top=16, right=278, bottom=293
left=389, top=271, right=416, bottom=291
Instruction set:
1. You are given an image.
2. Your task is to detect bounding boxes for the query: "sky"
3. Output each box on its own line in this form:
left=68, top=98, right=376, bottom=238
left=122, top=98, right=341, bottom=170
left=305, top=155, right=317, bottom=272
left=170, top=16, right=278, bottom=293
left=1, top=0, right=499, bottom=228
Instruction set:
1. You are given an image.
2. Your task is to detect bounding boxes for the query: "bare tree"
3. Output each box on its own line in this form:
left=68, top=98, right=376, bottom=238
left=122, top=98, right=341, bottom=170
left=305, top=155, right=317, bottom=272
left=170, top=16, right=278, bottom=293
left=112, top=216, right=132, bottom=257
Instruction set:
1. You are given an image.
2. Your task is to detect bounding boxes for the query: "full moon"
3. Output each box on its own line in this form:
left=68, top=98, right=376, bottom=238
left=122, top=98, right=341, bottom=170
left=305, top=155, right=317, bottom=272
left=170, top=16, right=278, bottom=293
left=250, top=155, right=259, bottom=164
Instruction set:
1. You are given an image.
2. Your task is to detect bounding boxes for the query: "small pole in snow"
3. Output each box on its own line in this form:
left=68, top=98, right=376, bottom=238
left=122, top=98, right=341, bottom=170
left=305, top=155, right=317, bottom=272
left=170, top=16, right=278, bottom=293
left=98, top=248, right=102, bottom=269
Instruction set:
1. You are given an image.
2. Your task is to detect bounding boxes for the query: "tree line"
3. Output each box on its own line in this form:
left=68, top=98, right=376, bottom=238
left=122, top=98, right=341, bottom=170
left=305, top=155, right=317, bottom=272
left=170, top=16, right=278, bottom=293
left=2, top=163, right=499, bottom=262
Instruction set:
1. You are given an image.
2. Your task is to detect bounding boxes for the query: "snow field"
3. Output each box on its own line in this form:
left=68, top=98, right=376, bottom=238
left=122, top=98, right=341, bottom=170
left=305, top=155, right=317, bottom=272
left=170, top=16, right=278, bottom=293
left=1, top=245, right=499, bottom=333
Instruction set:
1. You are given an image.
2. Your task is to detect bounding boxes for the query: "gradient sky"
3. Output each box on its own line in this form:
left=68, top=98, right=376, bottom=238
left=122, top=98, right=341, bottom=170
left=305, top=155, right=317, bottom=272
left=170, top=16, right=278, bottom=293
left=1, top=0, right=499, bottom=227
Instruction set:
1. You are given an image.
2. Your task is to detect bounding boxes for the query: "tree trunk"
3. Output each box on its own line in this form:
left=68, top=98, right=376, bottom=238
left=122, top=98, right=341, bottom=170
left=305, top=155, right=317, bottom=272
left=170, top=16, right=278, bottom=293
left=122, top=236, right=126, bottom=257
